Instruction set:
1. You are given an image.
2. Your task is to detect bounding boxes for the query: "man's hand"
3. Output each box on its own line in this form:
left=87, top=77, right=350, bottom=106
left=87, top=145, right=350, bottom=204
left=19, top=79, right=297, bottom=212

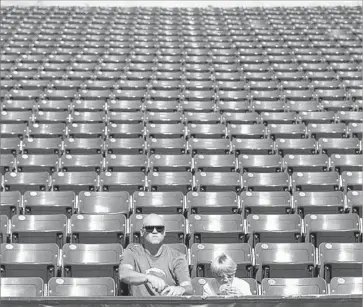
left=146, top=275, right=167, bottom=293
left=219, top=284, right=242, bottom=296
left=161, top=286, right=186, bottom=296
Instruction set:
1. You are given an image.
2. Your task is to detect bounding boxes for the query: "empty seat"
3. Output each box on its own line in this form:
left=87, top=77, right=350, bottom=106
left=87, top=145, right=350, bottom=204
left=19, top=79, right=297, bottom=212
left=318, top=138, right=361, bottom=155
left=70, top=111, right=106, bottom=123
left=261, top=112, right=297, bottom=125
left=255, top=243, right=315, bottom=281
left=261, top=278, right=327, bottom=296
left=68, top=123, right=105, bottom=139
left=52, top=171, right=98, bottom=193
left=223, top=112, right=259, bottom=125
left=34, top=111, right=69, bottom=123
left=348, top=123, right=362, bottom=139
left=28, top=123, right=65, bottom=139
left=0, top=138, right=20, bottom=155
left=1, top=110, right=32, bottom=124
left=149, top=154, right=192, bottom=172
left=0, top=215, right=9, bottom=243
left=238, top=155, right=283, bottom=173
left=146, top=111, right=183, bottom=124
left=292, top=171, right=340, bottom=192
left=330, top=277, right=363, bottom=295
left=22, top=138, right=62, bottom=155
left=108, top=123, right=144, bottom=139
left=188, top=214, right=244, bottom=245
left=190, top=243, right=253, bottom=278
left=0, top=123, right=27, bottom=139
left=99, top=171, right=144, bottom=193
left=105, top=137, right=144, bottom=155
left=284, top=154, right=329, bottom=173
left=147, top=138, right=187, bottom=155
left=342, top=171, right=362, bottom=191
left=188, top=123, right=226, bottom=139
left=11, top=214, right=67, bottom=247
left=243, top=172, right=289, bottom=192
left=194, top=154, right=236, bottom=172
left=133, top=191, right=184, bottom=214
left=147, top=172, right=192, bottom=194
left=104, top=154, right=147, bottom=172
left=228, top=124, right=266, bottom=139
left=233, top=138, right=275, bottom=156
left=0, top=191, right=20, bottom=218
left=0, top=243, right=59, bottom=282
left=129, top=214, right=185, bottom=244
left=336, top=111, right=363, bottom=124
left=347, top=191, right=363, bottom=217
left=318, top=243, right=363, bottom=282
left=146, top=123, right=186, bottom=138
left=62, top=243, right=122, bottom=283
left=217, top=100, right=249, bottom=113
left=308, top=123, right=347, bottom=139
left=37, top=100, right=71, bottom=112
left=16, top=154, right=59, bottom=173
left=275, top=138, right=317, bottom=156
left=0, top=154, right=15, bottom=174
left=299, top=111, right=336, bottom=124
left=192, top=277, right=258, bottom=295
left=145, top=100, right=179, bottom=112
left=4, top=172, right=50, bottom=193
left=70, top=213, right=126, bottom=245
left=246, top=214, right=302, bottom=247
left=189, top=138, right=231, bottom=155
left=108, top=111, right=144, bottom=124
left=195, top=172, right=241, bottom=192
left=63, top=138, right=104, bottom=155
left=0, top=277, right=44, bottom=297
left=267, top=124, right=307, bottom=139
left=184, top=112, right=221, bottom=125
left=108, top=100, right=143, bottom=113
left=331, top=154, right=362, bottom=172
left=241, top=191, right=292, bottom=215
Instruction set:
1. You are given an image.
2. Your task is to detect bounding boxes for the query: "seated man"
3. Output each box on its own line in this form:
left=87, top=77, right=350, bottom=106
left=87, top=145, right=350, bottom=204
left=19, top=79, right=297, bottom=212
left=202, top=253, right=252, bottom=296
left=119, top=213, right=192, bottom=296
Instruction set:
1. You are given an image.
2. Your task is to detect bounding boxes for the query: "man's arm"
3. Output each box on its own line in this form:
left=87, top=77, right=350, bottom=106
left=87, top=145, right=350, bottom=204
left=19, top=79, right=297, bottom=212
left=173, top=255, right=193, bottom=295
left=119, top=264, right=149, bottom=285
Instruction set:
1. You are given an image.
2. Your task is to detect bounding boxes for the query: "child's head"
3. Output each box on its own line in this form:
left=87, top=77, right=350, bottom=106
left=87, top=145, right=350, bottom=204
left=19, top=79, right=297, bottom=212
left=210, top=253, right=237, bottom=285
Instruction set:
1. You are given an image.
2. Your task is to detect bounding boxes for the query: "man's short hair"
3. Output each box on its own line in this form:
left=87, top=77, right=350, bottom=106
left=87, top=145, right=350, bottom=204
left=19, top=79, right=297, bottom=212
left=210, top=253, right=237, bottom=277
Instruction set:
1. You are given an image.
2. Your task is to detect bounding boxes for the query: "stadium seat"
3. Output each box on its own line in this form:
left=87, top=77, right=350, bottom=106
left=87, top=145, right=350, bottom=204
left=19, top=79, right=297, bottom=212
left=16, top=154, right=59, bottom=173
left=292, top=171, right=340, bottom=192
left=330, top=277, right=363, bottom=295
left=146, top=138, right=187, bottom=155
left=108, top=100, right=143, bottom=113
left=348, top=123, right=362, bottom=139
left=307, top=123, right=347, bottom=139
left=105, top=138, right=144, bottom=155
left=0, top=243, right=59, bottom=282
left=22, top=138, right=62, bottom=155
left=184, top=112, right=221, bottom=125
left=129, top=214, right=186, bottom=244
left=223, top=112, right=259, bottom=125
left=145, top=100, right=180, bottom=113
left=146, top=123, right=186, bottom=139
left=192, top=277, right=258, bottom=295
left=1, top=110, right=32, bottom=124
left=331, top=154, right=362, bottom=173
left=336, top=111, right=363, bottom=124
left=62, top=243, right=122, bottom=282
left=195, top=172, right=241, bottom=192
left=246, top=214, right=302, bottom=247
left=188, top=214, right=244, bottom=245
left=68, top=123, right=105, bottom=139
left=147, top=172, right=192, bottom=194
left=34, top=111, right=69, bottom=124
left=37, top=100, right=71, bottom=112
left=267, top=124, right=307, bottom=140
left=190, top=243, right=253, bottom=278
left=1, top=138, right=20, bottom=155
left=63, top=138, right=104, bottom=155
left=243, top=172, right=289, bottom=192
left=11, top=214, right=67, bottom=247
left=238, top=154, right=283, bottom=173
left=217, top=100, right=249, bottom=113
left=284, top=154, right=329, bottom=173
left=298, top=111, right=336, bottom=124
left=70, top=213, right=126, bottom=246
left=105, top=154, right=147, bottom=172
left=149, top=154, right=192, bottom=172
left=228, top=124, right=266, bottom=139
left=147, top=111, right=183, bottom=124
left=0, top=277, right=44, bottom=297
left=194, top=154, right=236, bottom=172
left=304, top=214, right=361, bottom=247
left=294, top=191, right=345, bottom=216
left=255, top=243, right=316, bottom=281
left=0, top=123, right=27, bottom=139
left=100, top=172, right=145, bottom=193
left=52, top=171, right=98, bottom=193
left=70, top=111, right=106, bottom=124
left=261, top=278, right=327, bottom=296
left=108, top=111, right=144, bottom=125
left=275, top=138, right=317, bottom=156
left=0, top=191, right=20, bottom=218
left=0, top=154, right=15, bottom=174
left=318, top=243, right=363, bottom=282
left=4, top=172, right=50, bottom=193
left=28, top=123, right=66, bottom=139
left=347, top=191, right=363, bottom=217
left=0, top=215, right=9, bottom=244
left=48, top=277, right=115, bottom=297
left=189, top=138, right=231, bottom=156
left=341, top=171, right=362, bottom=191
left=318, top=138, right=361, bottom=155
left=133, top=191, right=184, bottom=214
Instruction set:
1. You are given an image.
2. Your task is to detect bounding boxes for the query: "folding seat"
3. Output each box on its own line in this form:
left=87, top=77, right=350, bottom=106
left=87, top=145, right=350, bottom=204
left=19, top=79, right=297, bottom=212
left=195, top=172, right=241, bottom=192
left=149, top=154, right=191, bottom=172
left=67, top=123, right=105, bottom=139
left=1, top=110, right=32, bottom=124
left=194, top=154, right=236, bottom=172
left=151, top=80, right=181, bottom=91
left=99, top=171, right=145, bottom=193
left=331, top=154, right=363, bottom=173
left=255, top=243, right=315, bottom=280
left=108, top=123, right=144, bottom=139
left=292, top=171, right=340, bottom=192
left=33, top=111, right=69, bottom=124
left=318, top=243, right=363, bottom=282
left=0, top=243, right=59, bottom=282
left=144, top=100, right=179, bottom=112
left=188, top=123, right=226, bottom=139
left=307, top=123, right=347, bottom=139
left=52, top=80, right=83, bottom=90
left=70, top=111, right=106, bottom=124
left=146, top=123, right=186, bottom=139
left=146, top=137, right=187, bottom=155
left=11, top=214, right=67, bottom=246
left=108, top=112, right=144, bottom=125
left=184, top=112, right=221, bottom=124
left=280, top=80, right=310, bottom=90
left=223, top=112, right=259, bottom=125
left=60, top=154, right=103, bottom=173
left=330, top=277, right=363, bottom=295
left=9, top=89, right=43, bottom=101
left=260, top=112, right=297, bottom=125
left=125, top=71, right=153, bottom=80
left=342, top=171, right=362, bottom=192
left=28, top=123, right=66, bottom=139
left=129, top=214, right=185, bottom=244
left=261, top=278, right=327, bottom=296
left=336, top=111, right=363, bottom=124
left=0, top=277, right=44, bottom=297
left=298, top=111, right=336, bottom=124
left=284, top=154, right=330, bottom=173
left=267, top=124, right=307, bottom=140
left=348, top=123, right=362, bottom=139
left=228, top=124, right=266, bottom=139
left=217, top=100, right=250, bottom=113
left=232, top=138, right=274, bottom=156
left=145, top=111, right=183, bottom=124
left=62, top=243, right=122, bottom=284
left=4, top=171, right=50, bottom=193
left=16, top=154, right=58, bottom=173
left=190, top=243, right=253, bottom=278
left=37, top=100, right=71, bottom=112
left=70, top=213, right=126, bottom=246
left=250, top=100, right=286, bottom=112
left=0, top=154, right=15, bottom=174
left=243, top=172, right=289, bottom=192
left=275, top=138, right=317, bottom=156
left=52, top=171, right=98, bottom=193
left=45, top=89, right=78, bottom=102
left=305, top=213, right=361, bottom=248
left=275, top=71, right=306, bottom=82
left=248, top=80, right=281, bottom=92
left=347, top=191, right=363, bottom=217
left=342, top=80, right=363, bottom=90
left=183, top=90, right=215, bottom=103
left=214, top=71, right=242, bottom=81
left=0, top=123, right=27, bottom=139
left=21, top=138, right=62, bottom=156
left=217, top=90, right=249, bottom=103
left=72, top=100, right=106, bottom=112
left=238, top=154, right=283, bottom=173
left=311, top=79, right=341, bottom=90
left=147, top=171, right=192, bottom=194
left=215, top=81, right=245, bottom=92
left=188, top=214, right=244, bottom=245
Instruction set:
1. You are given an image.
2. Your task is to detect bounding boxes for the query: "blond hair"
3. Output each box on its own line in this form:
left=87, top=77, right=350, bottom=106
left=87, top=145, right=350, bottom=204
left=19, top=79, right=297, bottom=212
left=210, top=253, right=237, bottom=277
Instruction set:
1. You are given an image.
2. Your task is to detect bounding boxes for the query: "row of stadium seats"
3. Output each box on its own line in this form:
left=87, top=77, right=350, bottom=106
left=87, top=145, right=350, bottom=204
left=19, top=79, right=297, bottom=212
left=1, top=212, right=362, bottom=247
left=2, top=276, right=362, bottom=297
left=1, top=242, right=362, bottom=284
left=0, top=170, right=362, bottom=194
left=2, top=190, right=361, bottom=217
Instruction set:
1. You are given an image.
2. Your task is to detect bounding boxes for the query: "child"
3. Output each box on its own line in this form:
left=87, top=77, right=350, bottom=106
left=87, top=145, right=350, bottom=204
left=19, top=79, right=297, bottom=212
left=202, top=253, right=252, bottom=297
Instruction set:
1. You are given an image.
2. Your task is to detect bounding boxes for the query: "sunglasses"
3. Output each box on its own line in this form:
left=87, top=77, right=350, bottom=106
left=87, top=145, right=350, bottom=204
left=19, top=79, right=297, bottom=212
left=143, top=226, right=165, bottom=233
